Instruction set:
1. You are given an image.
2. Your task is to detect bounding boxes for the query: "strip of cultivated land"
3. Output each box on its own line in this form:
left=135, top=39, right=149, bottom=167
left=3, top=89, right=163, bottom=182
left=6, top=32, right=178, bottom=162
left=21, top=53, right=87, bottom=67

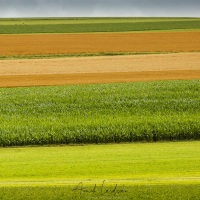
left=0, top=80, right=199, bottom=146
left=1, top=17, right=200, bottom=25
left=0, top=53, right=199, bottom=87
left=0, top=18, right=199, bottom=34
left=0, top=32, right=200, bottom=57
left=0, top=142, right=200, bottom=199
left=1, top=53, right=199, bottom=75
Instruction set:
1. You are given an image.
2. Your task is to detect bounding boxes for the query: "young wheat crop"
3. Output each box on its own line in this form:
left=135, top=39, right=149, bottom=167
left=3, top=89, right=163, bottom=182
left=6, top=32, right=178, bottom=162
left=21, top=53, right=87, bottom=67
left=0, top=80, right=199, bottom=146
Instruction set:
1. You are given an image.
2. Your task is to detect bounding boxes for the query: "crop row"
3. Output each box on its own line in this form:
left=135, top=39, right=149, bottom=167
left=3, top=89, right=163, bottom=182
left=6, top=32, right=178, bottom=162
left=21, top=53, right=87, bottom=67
left=0, top=80, right=199, bottom=146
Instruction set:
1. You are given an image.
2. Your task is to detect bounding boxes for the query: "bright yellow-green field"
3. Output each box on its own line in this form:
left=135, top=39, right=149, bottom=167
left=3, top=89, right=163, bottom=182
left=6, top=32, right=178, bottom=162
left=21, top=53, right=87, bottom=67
left=0, top=142, right=200, bottom=199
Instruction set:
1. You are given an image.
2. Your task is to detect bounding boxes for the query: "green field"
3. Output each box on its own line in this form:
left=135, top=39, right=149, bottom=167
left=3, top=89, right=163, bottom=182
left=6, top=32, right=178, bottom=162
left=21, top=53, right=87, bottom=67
left=0, top=142, right=200, bottom=199
left=1, top=17, right=200, bottom=199
left=0, top=80, right=199, bottom=147
left=0, top=17, right=200, bottom=34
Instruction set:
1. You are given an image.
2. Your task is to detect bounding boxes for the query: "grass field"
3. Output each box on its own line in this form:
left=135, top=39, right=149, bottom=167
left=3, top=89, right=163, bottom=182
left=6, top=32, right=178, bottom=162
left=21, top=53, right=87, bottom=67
left=0, top=18, right=200, bottom=34
left=0, top=142, right=200, bottom=199
left=0, top=80, right=199, bottom=146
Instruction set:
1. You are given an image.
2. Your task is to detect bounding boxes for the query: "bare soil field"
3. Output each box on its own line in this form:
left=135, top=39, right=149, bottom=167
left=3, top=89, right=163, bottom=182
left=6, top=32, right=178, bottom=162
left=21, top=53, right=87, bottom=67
left=0, top=32, right=200, bottom=56
left=0, top=53, right=199, bottom=87
left=0, top=70, right=200, bottom=88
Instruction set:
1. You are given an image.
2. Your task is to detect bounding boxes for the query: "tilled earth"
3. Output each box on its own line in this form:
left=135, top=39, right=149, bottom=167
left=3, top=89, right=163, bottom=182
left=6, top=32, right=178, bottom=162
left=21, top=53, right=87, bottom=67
left=0, top=32, right=200, bottom=56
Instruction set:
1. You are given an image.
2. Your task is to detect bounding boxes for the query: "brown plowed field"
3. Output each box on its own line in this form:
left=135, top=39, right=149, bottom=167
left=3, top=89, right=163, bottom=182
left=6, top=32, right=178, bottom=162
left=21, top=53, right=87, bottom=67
left=0, top=70, right=200, bottom=88
left=0, top=53, right=199, bottom=87
left=0, top=32, right=200, bottom=56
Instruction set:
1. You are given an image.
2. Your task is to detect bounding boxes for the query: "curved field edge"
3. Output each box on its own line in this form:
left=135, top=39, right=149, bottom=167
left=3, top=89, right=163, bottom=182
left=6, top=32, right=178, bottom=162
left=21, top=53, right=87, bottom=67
left=1, top=51, right=200, bottom=60
left=0, top=52, right=184, bottom=60
left=0, top=80, right=199, bottom=146
left=0, top=18, right=200, bottom=34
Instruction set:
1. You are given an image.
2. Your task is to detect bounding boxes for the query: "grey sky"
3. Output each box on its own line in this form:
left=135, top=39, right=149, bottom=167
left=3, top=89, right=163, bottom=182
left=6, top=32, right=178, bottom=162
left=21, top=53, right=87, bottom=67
left=0, top=0, right=199, bottom=18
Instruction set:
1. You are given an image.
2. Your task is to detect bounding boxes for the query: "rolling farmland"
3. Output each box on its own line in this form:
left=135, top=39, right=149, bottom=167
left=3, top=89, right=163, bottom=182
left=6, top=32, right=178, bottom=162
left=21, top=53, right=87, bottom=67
left=0, top=18, right=200, bottom=199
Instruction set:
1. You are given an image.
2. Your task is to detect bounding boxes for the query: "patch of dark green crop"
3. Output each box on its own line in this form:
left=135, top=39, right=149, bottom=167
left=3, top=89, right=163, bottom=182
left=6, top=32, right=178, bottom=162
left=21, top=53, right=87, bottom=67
left=0, top=80, right=200, bottom=146
left=0, top=20, right=200, bottom=34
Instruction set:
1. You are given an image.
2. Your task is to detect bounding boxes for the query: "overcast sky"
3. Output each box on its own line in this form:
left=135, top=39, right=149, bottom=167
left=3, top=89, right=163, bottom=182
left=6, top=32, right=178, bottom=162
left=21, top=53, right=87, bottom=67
left=0, top=0, right=199, bottom=18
